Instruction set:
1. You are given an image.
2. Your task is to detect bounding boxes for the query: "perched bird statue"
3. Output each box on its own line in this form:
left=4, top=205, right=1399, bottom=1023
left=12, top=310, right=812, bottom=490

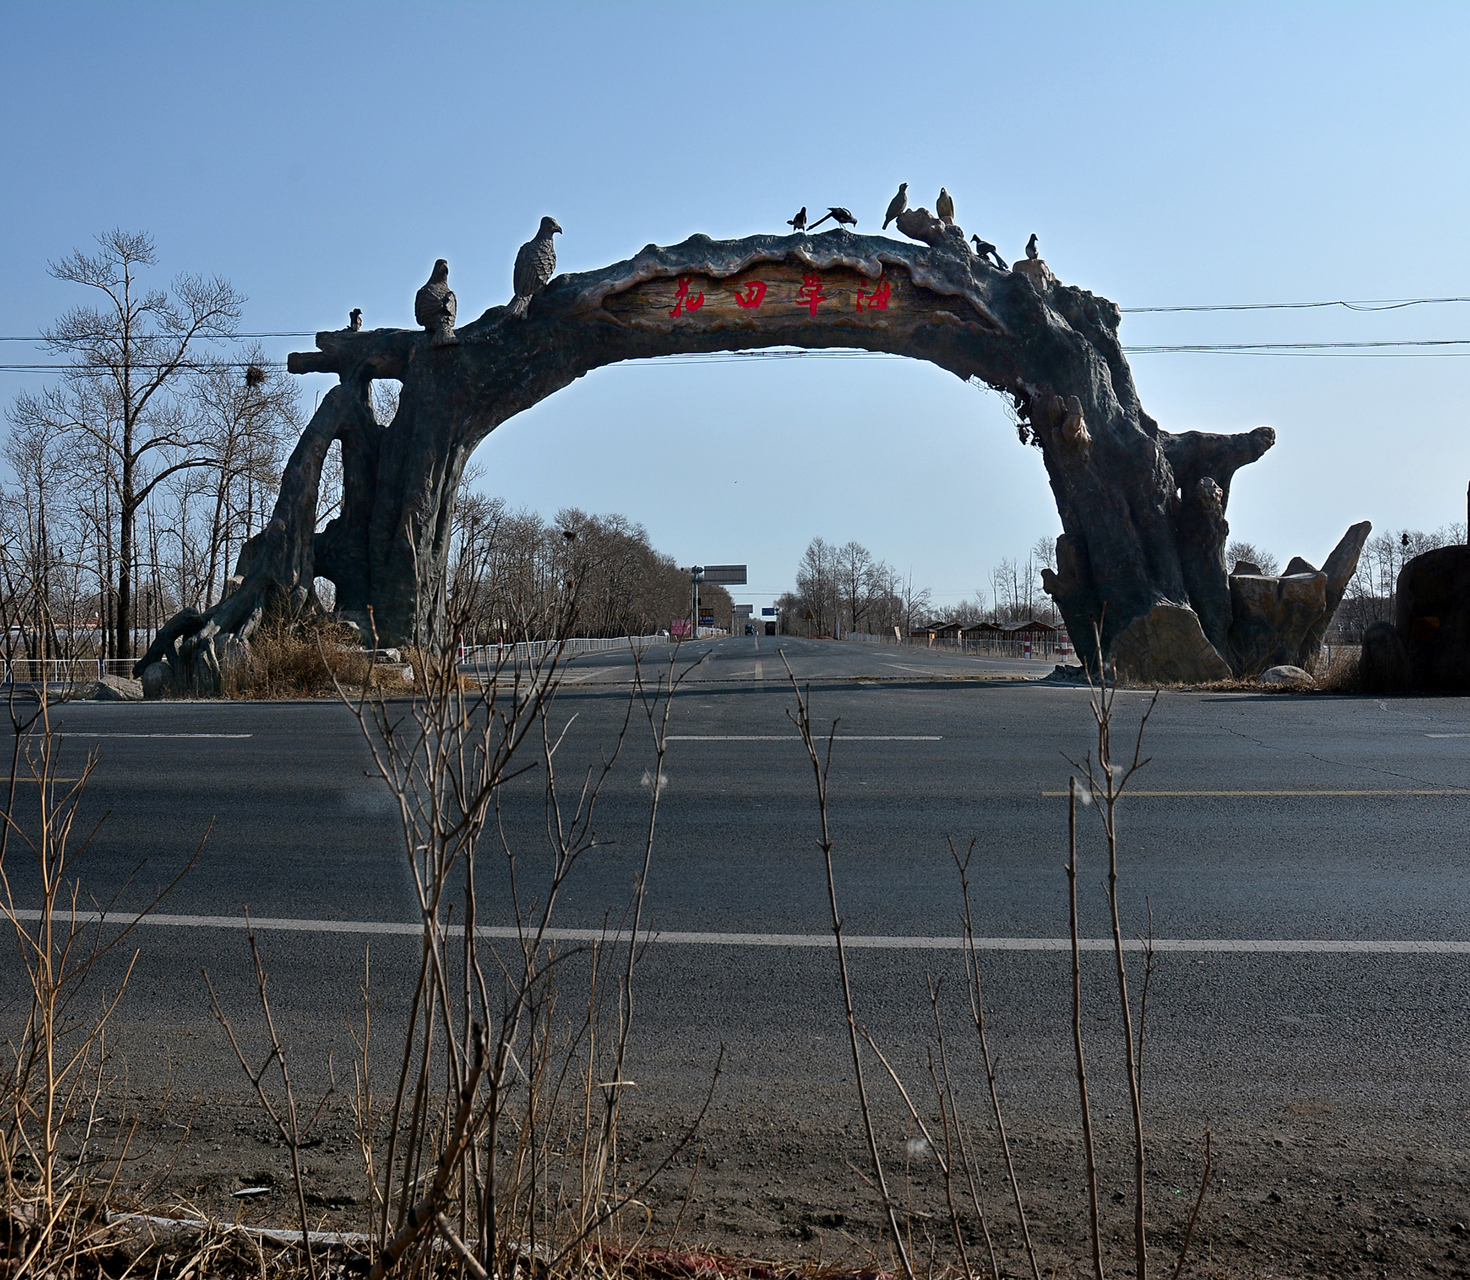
left=970, top=235, right=1008, bottom=270
left=787, top=206, right=808, bottom=232
left=415, top=259, right=458, bottom=346
left=509, top=216, right=562, bottom=318
left=808, top=206, right=858, bottom=231
left=348, top=307, right=362, bottom=331
left=882, top=183, right=908, bottom=230
left=936, top=187, right=955, bottom=223
left=1026, top=233, right=1039, bottom=260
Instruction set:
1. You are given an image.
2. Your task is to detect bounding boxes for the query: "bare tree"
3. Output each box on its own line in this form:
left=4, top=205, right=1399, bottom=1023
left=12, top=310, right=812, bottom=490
left=189, top=349, right=301, bottom=607
left=899, top=570, right=932, bottom=634
left=836, top=541, right=875, bottom=637
left=1224, top=540, right=1279, bottom=576
left=39, top=229, right=243, bottom=658
left=1337, top=524, right=1466, bottom=635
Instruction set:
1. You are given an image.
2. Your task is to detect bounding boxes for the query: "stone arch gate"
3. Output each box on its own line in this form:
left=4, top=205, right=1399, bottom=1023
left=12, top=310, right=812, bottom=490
left=134, top=230, right=1368, bottom=690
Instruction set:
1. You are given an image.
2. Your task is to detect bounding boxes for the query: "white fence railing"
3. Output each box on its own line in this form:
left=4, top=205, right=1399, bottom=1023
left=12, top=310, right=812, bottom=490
left=2, top=657, right=136, bottom=687
left=837, top=631, right=1072, bottom=659
left=457, top=634, right=673, bottom=671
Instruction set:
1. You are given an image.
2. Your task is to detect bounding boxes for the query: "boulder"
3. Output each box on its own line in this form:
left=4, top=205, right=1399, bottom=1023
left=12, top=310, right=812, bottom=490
left=1395, top=544, right=1470, bottom=691
left=1227, top=571, right=1327, bottom=676
left=1359, top=620, right=1411, bottom=694
left=84, top=674, right=144, bottom=702
left=1259, top=665, right=1314, bottom=688
left=141, top=661, right=175, bottom=700
left=1294, top=521, right=1373, bottom=670
left=1108, top=602, right=1233, bottom=685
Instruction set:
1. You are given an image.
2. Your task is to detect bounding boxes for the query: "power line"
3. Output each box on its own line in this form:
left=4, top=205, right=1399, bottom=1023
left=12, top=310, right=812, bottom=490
left=1125, top=339, right=1470, bottom=353
left=0, top=292, right=1461, bottom=339
left=0, top=331, right=314, bottom=342
left=1121, top=295, right=1470, bottom=314
left=7, top=337, right=1470, bottom=374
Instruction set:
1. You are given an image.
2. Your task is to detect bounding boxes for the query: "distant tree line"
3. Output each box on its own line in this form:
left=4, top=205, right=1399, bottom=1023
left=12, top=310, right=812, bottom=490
left=774, top=535, right=1061, bottom=637
left=448, top=495, right=730, bottom=645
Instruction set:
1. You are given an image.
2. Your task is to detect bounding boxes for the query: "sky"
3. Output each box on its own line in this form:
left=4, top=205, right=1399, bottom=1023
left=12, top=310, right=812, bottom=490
left=3, top=1, right=1469, bottom=614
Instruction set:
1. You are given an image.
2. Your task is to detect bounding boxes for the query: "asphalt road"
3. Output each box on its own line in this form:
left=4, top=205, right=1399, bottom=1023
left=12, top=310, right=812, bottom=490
left=5, top=633, right=1470, bottom=1165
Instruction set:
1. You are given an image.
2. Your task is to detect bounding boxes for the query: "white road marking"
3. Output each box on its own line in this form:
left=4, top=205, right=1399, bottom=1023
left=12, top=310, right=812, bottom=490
left=1042, top=788, right=1470, bottom=797
left=1426, top=733, right=1470, bottom=738
left=48, top=733, right=254, bottom=740
left=666, top=734, right=942, bottom=741
left=9, top=911, right=1468, bottom=953
left=753, top=662, right=764, bottom=679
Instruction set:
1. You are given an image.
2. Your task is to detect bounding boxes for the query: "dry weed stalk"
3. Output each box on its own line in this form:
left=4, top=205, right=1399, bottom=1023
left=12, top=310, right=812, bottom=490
left=781, top=654, right=915, bottom=1280
left=780, top=641, right=1215, bottom=1280
left=204, top=917, right=339, bottom=1280
left=0, top=681, right=200, bottom=1277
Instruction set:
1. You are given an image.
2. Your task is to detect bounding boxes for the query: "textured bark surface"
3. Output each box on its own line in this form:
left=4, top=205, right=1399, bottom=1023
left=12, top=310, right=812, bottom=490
left=138, top=227, right=1365, bottom=685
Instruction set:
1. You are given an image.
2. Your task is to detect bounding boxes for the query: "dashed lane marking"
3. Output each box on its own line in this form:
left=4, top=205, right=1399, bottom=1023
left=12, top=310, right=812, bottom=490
left=8, top=911, right=1468, bottom=953
left=31, top=732, right=254, bottom=739
left=666, top=734, right=942, bottom=741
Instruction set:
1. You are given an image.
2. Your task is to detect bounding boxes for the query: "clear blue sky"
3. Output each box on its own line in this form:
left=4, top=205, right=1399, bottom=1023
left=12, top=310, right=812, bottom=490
left=4, top=1, right=1468, bottom=612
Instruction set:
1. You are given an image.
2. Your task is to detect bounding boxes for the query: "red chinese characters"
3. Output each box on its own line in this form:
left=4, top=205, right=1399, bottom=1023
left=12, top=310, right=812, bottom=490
left=796, top=274, right=828, bottom=316
left=855, top=278, right=891, bottom=312
left=669, top=277, right=705, bottom=317
left=732, top=281, right=767, bottom=309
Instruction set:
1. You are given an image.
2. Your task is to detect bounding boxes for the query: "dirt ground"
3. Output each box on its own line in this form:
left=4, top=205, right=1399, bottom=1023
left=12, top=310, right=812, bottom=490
left=77, top=1088, right=1470, bottom=1280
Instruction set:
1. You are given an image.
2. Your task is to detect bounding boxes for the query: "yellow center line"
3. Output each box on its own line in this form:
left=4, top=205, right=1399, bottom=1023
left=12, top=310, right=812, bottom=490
left=1041, top=789, right=1470, bottom=797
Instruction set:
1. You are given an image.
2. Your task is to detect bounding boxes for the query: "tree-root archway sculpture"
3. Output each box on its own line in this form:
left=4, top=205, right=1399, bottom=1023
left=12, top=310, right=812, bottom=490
left=135, top=229, right=1368, bottom=692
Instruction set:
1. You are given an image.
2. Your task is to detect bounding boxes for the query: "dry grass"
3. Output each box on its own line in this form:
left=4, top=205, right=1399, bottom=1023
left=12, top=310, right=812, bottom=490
left=224, top=620, right=412, bottom=700
left=1312, top=644, right=1361, bottom=692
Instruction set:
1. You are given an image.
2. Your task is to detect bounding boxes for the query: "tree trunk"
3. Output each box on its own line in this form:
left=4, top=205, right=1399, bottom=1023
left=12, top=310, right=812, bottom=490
left=138, top=229, right=1368, bottom=689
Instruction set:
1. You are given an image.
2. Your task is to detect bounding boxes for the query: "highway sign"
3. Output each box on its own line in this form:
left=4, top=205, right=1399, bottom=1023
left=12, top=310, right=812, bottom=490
left=761, top=607, right=777, bottom=616
left=702, top=564, right=747, bottom=585
left=734, top=605, right=753, bottom=617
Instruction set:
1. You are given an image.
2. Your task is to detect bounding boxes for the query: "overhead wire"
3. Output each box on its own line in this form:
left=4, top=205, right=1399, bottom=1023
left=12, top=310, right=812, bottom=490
left=1121, top=296, right=1470, bottom=313
left=3, top=291, right=1470, bottom=368
left=7, top=335, right=1470, bottom=374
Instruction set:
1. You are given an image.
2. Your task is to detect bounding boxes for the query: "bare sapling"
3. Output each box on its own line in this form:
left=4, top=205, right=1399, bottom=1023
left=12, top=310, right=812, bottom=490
left=213, top=574, right=717, bottom=1280
left=1067, top=644, right=1160, bottom=1280
left=781, top=654, right=915, bottom=1280
left=1067, top=776, right=1105, bottom=1280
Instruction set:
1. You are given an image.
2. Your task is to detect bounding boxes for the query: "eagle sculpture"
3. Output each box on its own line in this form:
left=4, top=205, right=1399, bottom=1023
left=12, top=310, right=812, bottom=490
left=414, top=260, right=457, bottom=346
left=510, top=216, right=562, bottom=317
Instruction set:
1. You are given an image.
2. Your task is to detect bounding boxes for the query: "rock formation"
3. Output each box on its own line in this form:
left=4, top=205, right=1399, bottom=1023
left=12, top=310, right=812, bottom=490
left=1393, top=545, right=1470, bottom=691
left=134, top=225, right=1370, bottom=693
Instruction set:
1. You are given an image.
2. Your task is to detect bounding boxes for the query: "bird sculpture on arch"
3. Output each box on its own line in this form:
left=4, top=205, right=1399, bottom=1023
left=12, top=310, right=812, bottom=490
left=132, top=201, right=1370, bottom=695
